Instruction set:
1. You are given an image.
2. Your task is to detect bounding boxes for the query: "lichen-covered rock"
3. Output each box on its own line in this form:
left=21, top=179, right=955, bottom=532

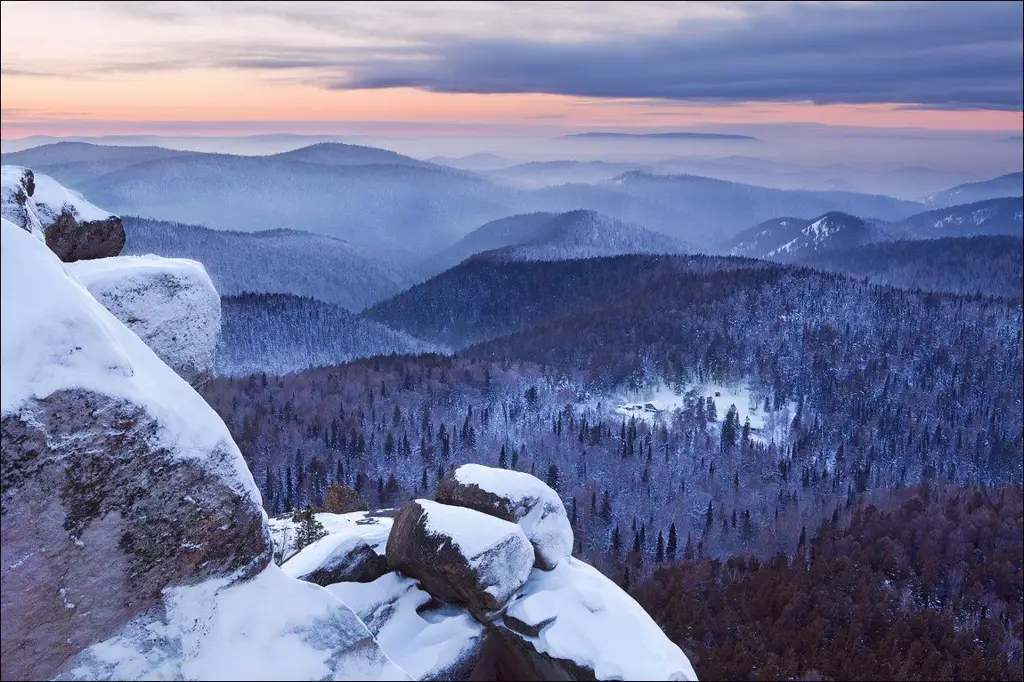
left=1, top=165, right=124, bottom=261
left=1, top=392, right=271, bottom=681
left=437, top=464, right=573, bottom=570
left=68, top=255, right=221, bottom=388
left=0, top=219, right=270, bottom=681
left=282, top=533, right=389, bottom=586
left=386, top=499, right=534, bottom=619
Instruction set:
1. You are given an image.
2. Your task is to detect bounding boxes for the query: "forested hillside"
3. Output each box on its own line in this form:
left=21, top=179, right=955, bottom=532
left=637, top=485, right=1023, bottom=681
left=217, top=293, right=437, bottom=376
left=204, top=253, right=1022, bottom=589
left=800, top=235, right=1024, bottom=299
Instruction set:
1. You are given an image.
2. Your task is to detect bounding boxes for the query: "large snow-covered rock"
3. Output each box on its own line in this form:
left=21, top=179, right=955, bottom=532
left=329, top=572, right=484, bottom=681
left=68, top=255, right=221, bottom=387
left=2, top=220, right=403, bottom=681
left=282, top=533, right=388, bottom=586
left=0, top=218, right=270, bottom=680
left=386, top=499, right=534, bottom=619
left=267, top=468, right=698, bottom=681
left=1, top=165, right=124, bottom=261
left=437, top=464, right=573, bottom=570
left=59, top=564, right=409, bottom=681
left=497, top=558, right=698, bottom=681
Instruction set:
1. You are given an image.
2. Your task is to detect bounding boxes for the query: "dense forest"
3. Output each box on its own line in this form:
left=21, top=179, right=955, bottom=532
left=204, top=253, right=1022, bottom=577
left=201, top=249, right=1022, bottom=680
left=636, top=485, right=1023, bottom=681
left=217, top=292, right=435, bottom=376
left=800, top=235, right=1024, bottom=300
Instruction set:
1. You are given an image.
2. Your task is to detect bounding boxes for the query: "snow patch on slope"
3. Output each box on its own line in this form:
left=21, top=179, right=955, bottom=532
left=269, top=511, right=394, bottom=564
left=59, top=564, right=408, bottom=681
left=615, top=383, right=794, bottom=443
left=328, top=573, right=484, bottom=680
left=281, top=533, right=365, bottom=577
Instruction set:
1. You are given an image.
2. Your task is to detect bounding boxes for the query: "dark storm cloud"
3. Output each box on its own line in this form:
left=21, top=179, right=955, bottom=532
left=331, top=1, right=1023, bottom=111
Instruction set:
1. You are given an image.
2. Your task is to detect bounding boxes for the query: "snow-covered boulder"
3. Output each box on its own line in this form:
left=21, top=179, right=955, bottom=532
left=68, top=255, right=221, bottom=387
left=496, top=558, right=698, bottom=681
left=282, top=533, right=388, bottom=586
left=329, top=572, right=484, bottom=681
left=437, top=464, right=573, bottom=570
left=268, top=486, right=698, bottom=680
left=1, top=165, right=124, bottom=261
left=0, top=218, right=270, bottom=680
left=386, top=499, right=534, bottom=619
left=59, top=564, right=409, bottom=681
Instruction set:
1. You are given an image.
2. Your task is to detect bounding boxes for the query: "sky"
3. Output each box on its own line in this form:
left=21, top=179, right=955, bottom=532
left=1, top=0, right=1022, bottom=140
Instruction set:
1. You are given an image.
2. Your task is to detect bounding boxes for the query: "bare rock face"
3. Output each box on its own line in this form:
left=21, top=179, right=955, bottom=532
left=0, top=219, right=271, bottom=681
left=437, top=464, right=573, bottom=570
left=69, top=256, right=221, bottom=388
left=1, top=164, right=124, bottom=261
left=282, top=533, right=389, bottom=586
left=45, top=210, right=126, bottom=262
left=386, top=499, right=534, bottom=619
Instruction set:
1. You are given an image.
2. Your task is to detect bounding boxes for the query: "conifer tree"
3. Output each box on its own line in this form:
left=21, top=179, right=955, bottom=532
left=295, top=507, right=327, bottom=551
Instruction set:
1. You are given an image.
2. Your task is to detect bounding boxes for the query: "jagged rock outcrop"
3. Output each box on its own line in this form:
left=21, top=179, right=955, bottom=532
left=437, top=464, right=573, bottom=570
left=386, top=499, right=535, bottom=619
left=68, top=256, right=221, bottom=388
left=2, top=165, right=124, bottom=261
left=313, top=470, right=698, bottom=681
left=282, top=533, right=389, bottom=586
left=0, top=218, right=403, bottom=681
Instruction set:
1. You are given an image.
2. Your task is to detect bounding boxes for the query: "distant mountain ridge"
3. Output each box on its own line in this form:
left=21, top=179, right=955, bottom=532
left=724, top=197, right=1023, bottom=261
left=265, top=142, right=438, bottom=168
left=924, top=171, right=1022, bottom=207
left=4, top=141, right=935, bottom=257
left=122, top=217, right=419, bottom=311
left=565, top=132, right=758, bottom=141
left=423, top=209, right=690, bottom=275
left=801, top=235, right=1023, bottom=300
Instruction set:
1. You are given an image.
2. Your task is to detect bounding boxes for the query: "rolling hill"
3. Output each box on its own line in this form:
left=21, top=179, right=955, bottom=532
left=422, top=209, right=690, bottom=275
left=122, top=217, right=419, bottom=311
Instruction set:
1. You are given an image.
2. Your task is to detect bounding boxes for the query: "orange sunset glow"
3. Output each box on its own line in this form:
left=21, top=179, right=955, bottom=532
left=2, top=1, right=1020, bottom=139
